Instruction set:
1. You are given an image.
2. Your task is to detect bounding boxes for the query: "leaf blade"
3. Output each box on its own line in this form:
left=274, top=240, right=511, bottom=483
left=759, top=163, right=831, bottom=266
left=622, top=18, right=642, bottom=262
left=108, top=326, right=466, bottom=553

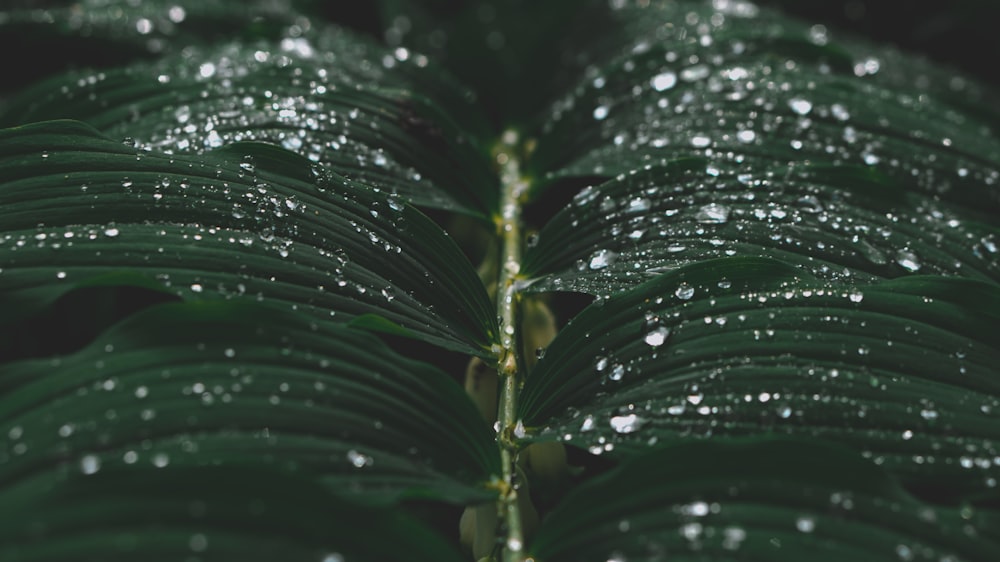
left=0, top=120, right=498, bottom=356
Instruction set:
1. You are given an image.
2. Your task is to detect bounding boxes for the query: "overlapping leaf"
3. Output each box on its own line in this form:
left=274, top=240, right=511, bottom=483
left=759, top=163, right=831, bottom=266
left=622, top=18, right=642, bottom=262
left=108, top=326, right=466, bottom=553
left=0, top=300, right=500, bottom=506
left=0, top=465, right=466, bottom=561
left=521, top=157, right=1000, bottom=295
left=530, top=439, right=1000, bottom=562
left=0, top=21, right=496, bottom=218
left=3, top=1, right=1000, bottom=560
left=526, top=0, right=1000, bottom=215
left=0, top=0, right=301, bottom=97
left=519, top=258, right=1000, bottom=501
left=0, top=120, right=497, bottom=356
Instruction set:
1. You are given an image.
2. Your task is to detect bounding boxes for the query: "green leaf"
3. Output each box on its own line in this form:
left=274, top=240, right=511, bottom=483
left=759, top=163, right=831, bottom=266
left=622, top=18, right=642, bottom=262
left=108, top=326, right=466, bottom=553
left=0, top=1, right=301, bottom=97
left=4, top=1, right=1000, bottom=559
left=519, top=258, right=1000, bottom=501
left=526, top=1, right=1000, bottom=214
left=0, top=300, right=500, bottom=505
left=530, top=439, right=1000, bottom=562
left=521, top=157, right=1000, bottom=295
left=0, top=120, right=498, bottom=356
left=0, top=31, right=497, bottom=218
left=0, top=464, right=466, bottom=561
left=373, top=0, right=618, bottom=126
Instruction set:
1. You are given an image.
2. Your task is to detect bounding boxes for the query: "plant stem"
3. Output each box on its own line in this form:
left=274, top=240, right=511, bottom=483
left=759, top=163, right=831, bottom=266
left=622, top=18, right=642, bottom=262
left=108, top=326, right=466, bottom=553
left=494, top=130, right=528, bottom=562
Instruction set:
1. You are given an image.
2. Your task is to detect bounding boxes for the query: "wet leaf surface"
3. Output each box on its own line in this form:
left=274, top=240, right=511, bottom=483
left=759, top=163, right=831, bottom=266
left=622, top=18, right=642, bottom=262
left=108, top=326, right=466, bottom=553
left=0, top=121, right=497, bottom=357
left=1, top=26, right=496, bottom=218
left=0, top=301, right=500, bottom=505
left=522, top=157, right=1000, bottom=295
left=0, top=464, right=466, bottom=561
left=531, top=439, right=1000, bottom=562
left=519, top=258, right=1000, bottom=501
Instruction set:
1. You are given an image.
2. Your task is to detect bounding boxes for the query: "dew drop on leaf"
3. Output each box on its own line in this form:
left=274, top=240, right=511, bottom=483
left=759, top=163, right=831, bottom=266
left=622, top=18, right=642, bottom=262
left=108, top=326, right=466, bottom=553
left=788, top=98, right=813, bottom=115
left=589, top=249, right=619, bottom=270
left=650, top=71, right=677, bottom=91
left=895, top=250, right=922, bottom=272
left=80, top=454, right=100, bottom=475
left=695, top=203, right=730, bottom=224
left=675, top=283, right=695, bottom=300
left=347, top=449, right=373, bottom=468
left=609, top=413, right=646, bottom=433
left=152, top=452, right=170, bottom=468
left=644, top=326, right=670, bottom=347
left=189, top=534, right=208, bottom=553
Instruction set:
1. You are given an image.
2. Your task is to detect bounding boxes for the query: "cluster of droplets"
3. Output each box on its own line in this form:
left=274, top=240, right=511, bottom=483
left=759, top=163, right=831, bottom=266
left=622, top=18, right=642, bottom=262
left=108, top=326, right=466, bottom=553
left=535, top=0, right=1000, bottom=231
left=526, top=156, right=998, bottom=297
left=528, top=269, right=1000, bottom=495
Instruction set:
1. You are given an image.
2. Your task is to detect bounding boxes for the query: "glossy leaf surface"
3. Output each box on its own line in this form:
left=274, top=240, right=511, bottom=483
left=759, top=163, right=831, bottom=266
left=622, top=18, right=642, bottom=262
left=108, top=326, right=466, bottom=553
left=1, top=26, right=496, bottom=218
left=522, top=157, right=1000, bottom=296
left=0, top=300, right=500, bottom=505
left=519, top=258, right=1000, bottom=500
left=527, top=0, right=1000, bottom=216
left=531, top=439, right=1000, bottom=562
left=0, top=120, right=497, bottom=356
left=0, top=465, right=466, bottom=561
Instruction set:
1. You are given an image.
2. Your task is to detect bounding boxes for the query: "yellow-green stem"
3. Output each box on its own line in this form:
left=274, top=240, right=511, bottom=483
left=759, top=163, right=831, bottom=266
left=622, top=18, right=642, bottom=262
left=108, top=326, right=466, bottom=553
left=494, top=130, right=528, bottom=562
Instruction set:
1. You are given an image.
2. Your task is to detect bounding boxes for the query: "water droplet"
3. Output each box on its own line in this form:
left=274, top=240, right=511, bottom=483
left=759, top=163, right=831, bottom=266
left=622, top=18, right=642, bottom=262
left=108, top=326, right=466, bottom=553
left=609, top=413, right=646, bottom=433
left=830, top=103, right=850, bottom=121
left=104, top=227, right=120, bottom=237
left=849, top=291, right=864, bottom=303
left=322, top=555, right=345, bottom=562
left=593, top=105, right=609, bottom=120
left=895, top=250, right=922, bottom=272
left=189, top=534, right=208, bottom=553
left=722, top=526, right=747, bottom=550
left=347, top=449, right=373, bottom=468
left=80, top=454, right=101, bottom=475
left=695, top=203, right=730, bottom=224
left=796, top=516, right=816, bottom=533
left=651, top=71, right=677, bottom=91
left=680, top=64, right=710, bottom=81
left=691, top=135, right=712, bottom=148
left=644, top=326, right=670, bottom=347
left=788, top=98, right=813, bottom=115
left=152, top=452, right=170, bottom=468
left=675, top=283, right=695, bottom=300
left=736, top=130, right=756, bottom=143
left=506, top=537, right=523, bottom=552
left=589, top=249, right=618, bottom=270
left=626, top=197, right=651, bottom=213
